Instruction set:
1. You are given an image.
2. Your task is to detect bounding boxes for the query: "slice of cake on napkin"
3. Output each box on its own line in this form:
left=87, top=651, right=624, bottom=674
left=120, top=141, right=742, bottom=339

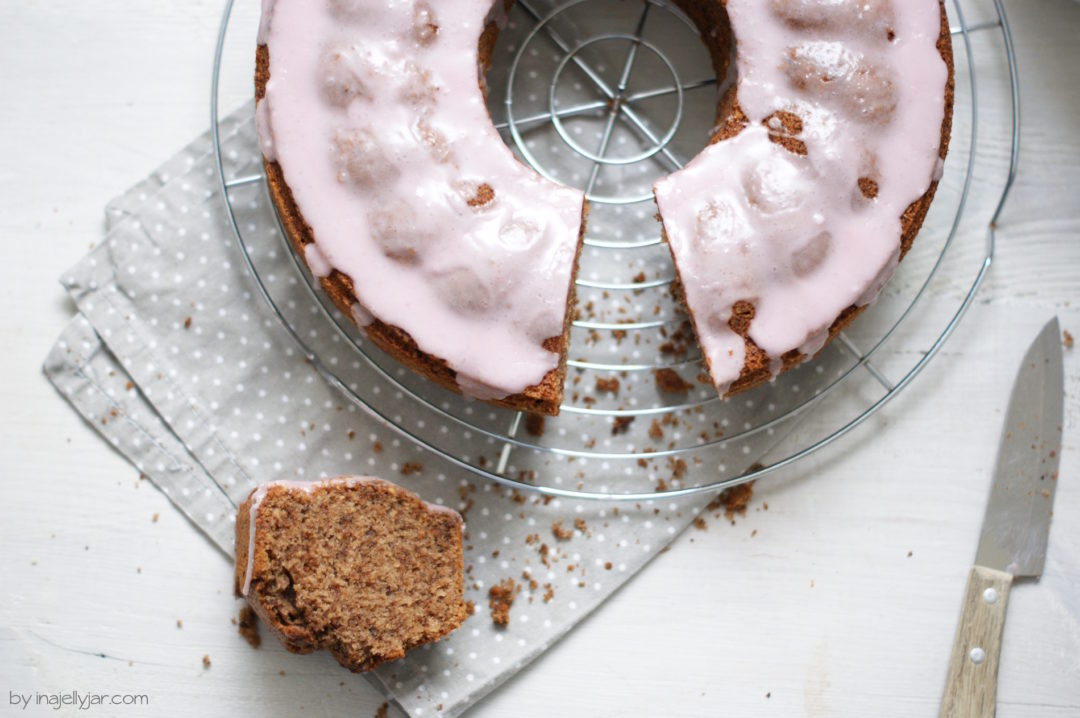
left=234, top=477, right=468, bottom=672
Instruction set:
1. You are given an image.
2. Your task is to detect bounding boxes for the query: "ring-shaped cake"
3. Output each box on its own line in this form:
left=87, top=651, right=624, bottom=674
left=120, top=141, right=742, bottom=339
left=254, top=0, right=953, bottom=415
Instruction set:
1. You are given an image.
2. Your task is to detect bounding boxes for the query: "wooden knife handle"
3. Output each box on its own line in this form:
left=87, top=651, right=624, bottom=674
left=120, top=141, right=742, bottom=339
left=939, top=565, right=1013, bottom=718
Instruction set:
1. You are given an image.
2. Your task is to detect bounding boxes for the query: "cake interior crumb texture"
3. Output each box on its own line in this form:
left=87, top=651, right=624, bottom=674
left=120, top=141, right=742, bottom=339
left=234, top=480, right=468, bottom=673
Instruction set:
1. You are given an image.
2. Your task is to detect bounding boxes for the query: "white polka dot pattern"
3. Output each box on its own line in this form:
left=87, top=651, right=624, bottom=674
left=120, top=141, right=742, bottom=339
left=43, top=102, right=748, bottom=718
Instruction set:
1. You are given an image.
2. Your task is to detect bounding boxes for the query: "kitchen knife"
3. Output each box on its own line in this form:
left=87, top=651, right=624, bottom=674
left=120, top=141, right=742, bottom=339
left=939, top=317, right=1065, bottom=718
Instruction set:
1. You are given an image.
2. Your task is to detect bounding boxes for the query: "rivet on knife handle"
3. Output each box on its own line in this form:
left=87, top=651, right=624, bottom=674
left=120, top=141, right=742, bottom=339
left=939, top=565, right=1013, bottom=718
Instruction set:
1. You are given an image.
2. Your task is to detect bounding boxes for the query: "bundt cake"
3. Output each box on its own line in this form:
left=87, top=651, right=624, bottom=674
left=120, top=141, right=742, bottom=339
left=254, top=0, right=953, bottom=411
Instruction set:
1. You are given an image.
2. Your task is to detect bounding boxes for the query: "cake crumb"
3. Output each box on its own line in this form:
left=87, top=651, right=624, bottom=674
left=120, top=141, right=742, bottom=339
left=375, top=702, right=388, bottom=718
left=465, top=600, right=476, bottom=615
left=708, top=481, right=755, bottom=521
left=654, top=368, right=693, bottom=394
left=184, top=317, right=192, bottom=329
left=542, top=583, right=554, bottom=603
left=488, top=578, right=518, bottom=627
left=573, top=518, right=587, bottom=533
left=201, top=654, right=211, bottom=669
left=524, top=414, right=545, bottom=437
left=1064, top=330, right=1074, bottom=349
left=373, top=441, right=383, bottom=453
left=907, top=550, right=913, bottom=558
left=551, top=521, right=573, bottom=540
left=604, top=561, right=612, bottom=570
left=595, top=376, right=620, bottom=394
left=238, top=605, right=261, bottom=648
left=692, top=516, right=707, bottom=531
left=648, top=419, right=663, bottom=440
left=176, top=619, right=183, bottom=629
left=152, top=513, right=159, bottom=523
left=400, top=462, right=423, bottom=476
left=611, top=416, right=634, bottom=435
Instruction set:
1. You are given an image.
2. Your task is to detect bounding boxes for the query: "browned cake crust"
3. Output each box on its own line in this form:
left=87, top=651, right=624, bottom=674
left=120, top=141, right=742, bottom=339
left=234, top=479, right=468, bottom=673
left=663, top=0, right=955, bottom=396
left=258, top=1, right=952, bottom=409
left=256, top=28, right=586, bottom=416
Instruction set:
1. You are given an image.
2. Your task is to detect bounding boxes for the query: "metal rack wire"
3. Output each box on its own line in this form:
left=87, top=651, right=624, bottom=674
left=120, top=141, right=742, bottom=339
left=211, top=0, right=1020, bottom=501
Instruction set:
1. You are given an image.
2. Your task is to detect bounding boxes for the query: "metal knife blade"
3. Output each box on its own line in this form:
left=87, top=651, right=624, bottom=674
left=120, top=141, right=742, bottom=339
left=974, top=317, right=1065, bottom=579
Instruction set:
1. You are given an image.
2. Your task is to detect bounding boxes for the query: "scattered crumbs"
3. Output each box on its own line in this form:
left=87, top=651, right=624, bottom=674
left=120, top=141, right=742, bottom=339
left=124, top=381, right=134, bottom=391
left=611, top=416, right=634, bottom=435
left=373, top=441, right=383, bottom=453
left=524, top=414, right=545, bottom=437
left=907, top=550, right=913, bottom=558
left=762, top=501, right=769, bottom=511
left=595, top=376, right=620, bottom=394
left=542, top=583, right=554, bottom=603
left=347, top=430, right=355, bottom=440
left=400, top=462, right=423, bottom=476
left=465, top=600, right=476, bottom=615
left=573, top=518, right=587, bottom=533
left=238, top=605, right=261, bottom=649
left=632, top=271, right=646, bottom=284
left=184, top=317, right=192, bottom=329
left=375, top=702, right=388, bottom=718
left=152, top=512, right=159, bottom=523
left=654, top=368, right=693, bottom=394
left=750, top=529, right=757, bottom=538
left=707, top=480, right=755, bottom=522
left=692, top=516, right=707, bottom=531
left=604, top=562, right=612, bottom=570
left=201, top=654, right=211, bottom=669
left=551, top=521, right=573, bottom=541
left=176, top=619, right=183, bottom=629
left=488, top=578, right=518, bottom=627
left=1064, top=330, right=1074, bottom=349
left=668, top=457, right=687, bottom=479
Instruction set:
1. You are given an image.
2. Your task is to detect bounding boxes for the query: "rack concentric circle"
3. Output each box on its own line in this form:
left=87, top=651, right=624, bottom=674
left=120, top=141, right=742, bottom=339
left=211, top=0, right=1020, bottom=501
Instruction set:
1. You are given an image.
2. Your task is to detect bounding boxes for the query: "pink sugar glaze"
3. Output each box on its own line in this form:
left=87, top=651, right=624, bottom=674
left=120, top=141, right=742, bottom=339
left=258, top=0, right=585, bottom=401
left=654, top=0, right=947, bottom=394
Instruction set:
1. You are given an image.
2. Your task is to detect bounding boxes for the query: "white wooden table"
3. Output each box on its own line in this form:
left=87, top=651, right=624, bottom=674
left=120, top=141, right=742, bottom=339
left=2, top=1, right=1078, bottom=716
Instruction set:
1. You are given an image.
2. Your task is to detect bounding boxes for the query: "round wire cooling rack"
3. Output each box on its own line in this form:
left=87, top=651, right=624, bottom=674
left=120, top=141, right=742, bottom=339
left=210, top=0, right=1020, bottom=501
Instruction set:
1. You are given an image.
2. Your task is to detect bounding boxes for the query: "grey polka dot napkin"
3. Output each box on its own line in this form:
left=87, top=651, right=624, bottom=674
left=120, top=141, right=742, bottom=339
left=42, top=104, right=767, bottom=717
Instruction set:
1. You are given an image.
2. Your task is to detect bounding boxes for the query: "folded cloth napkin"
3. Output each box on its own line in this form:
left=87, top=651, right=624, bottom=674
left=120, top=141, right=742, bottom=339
left=43, top=103, right=778, bottom=717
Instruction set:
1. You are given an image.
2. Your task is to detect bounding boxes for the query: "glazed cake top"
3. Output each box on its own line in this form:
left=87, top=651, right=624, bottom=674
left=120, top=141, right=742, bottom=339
left=654, top=0, right=948, bottom=393
left=257, top=0, right=585, bottom=401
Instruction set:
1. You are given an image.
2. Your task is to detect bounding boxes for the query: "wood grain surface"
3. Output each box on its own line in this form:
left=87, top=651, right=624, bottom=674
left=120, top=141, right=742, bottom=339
left=940, top=566, right=1014, bottom=718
